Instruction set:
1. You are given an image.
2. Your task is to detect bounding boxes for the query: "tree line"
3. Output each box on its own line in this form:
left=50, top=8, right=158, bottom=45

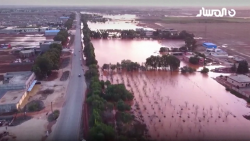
left=90, top=29, right=196, bottom=50
left=82, top=17, right=150, bottom=141
left=145, top=55, right=180, bottom=72
left=64, top=13, right=75, bottom=30
left=32, top=43, right=62, bottom=79
left=53, top=29, right=69, bottom=45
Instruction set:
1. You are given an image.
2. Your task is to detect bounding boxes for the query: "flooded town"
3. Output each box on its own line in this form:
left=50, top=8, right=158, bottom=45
left=0, top=2, right=250, bottom=141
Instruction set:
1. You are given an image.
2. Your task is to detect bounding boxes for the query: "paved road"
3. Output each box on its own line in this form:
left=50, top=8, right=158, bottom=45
left=49, top=12, right=86, bottom=141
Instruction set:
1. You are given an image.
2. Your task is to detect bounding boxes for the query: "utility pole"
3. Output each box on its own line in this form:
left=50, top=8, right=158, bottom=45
left=51, top=102, right=53, bottom=113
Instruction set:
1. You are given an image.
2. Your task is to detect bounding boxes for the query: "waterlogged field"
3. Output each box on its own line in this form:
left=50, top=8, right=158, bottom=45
left=93, top=39, right=250, bottom=140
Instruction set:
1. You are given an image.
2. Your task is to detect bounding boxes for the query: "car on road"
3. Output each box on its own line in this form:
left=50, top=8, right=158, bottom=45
left=78, top=74, right=81, bottom=77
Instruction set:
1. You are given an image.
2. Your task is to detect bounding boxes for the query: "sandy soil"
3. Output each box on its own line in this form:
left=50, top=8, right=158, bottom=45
left=0, top=118, right=47, bottom=141
left=0, top=40, right=73, bottom=141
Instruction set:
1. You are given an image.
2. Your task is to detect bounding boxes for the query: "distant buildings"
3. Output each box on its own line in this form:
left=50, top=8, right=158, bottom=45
left=227, top=75, right=250, bottom=88
left=40, top=40, right=61, bottom=52
left=0, top=71, right=36, bottom=113
left=162, top=28, right=178, bottom=34
left=138, top=28, right=155, bottom=37
left=0, top=26, right=48, bottom=34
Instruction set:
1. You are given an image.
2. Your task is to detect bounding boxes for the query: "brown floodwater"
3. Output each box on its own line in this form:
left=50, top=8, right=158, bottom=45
left=92, top=39, right=250, bottom=141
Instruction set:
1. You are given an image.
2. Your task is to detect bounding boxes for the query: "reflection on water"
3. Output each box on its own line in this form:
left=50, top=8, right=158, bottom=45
left=94, top=39, right=250, bottom=140
left=92, top=39, right=184, bottom=66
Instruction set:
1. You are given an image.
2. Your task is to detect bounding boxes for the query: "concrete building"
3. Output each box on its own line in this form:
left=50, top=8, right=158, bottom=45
left=203, top=42, right=217, bottom=49
left=19, top=49, right=35, bottom=58
left=0, top=26, right=48, bottom=34
left=40, top=40, right=62, bottom=52
left=0, top=71, right=35, bottom=90
left=227, top=75, right=250, bottom=88
left=183, top=53, right=204, bottom=64
left=141, top=28, right=156, bottom=37
left=0, top=71, right=36, bottom=113
left=44, top=30, right=60, bottom=36
left=162, top=28, right=178, bottom=34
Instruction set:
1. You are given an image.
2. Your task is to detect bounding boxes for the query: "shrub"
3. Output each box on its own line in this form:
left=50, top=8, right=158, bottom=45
left=48, top=110, right=60, bottom=122
left=189, top=56, right=200, bottom=65
left=25, top=100, right=45, bottom=112
left=117, top=100, right=131, bottom=111
left=201, top=67, right=209, bottom=73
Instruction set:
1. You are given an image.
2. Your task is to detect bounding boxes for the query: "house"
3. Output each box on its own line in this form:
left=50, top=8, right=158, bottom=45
left=183, top=54, right=204, bottom=64
left=40, top=40, right=61, bottom=52
left=227, top=75, right=250, bottom=88
left=207, top=48, right=228, bottom=57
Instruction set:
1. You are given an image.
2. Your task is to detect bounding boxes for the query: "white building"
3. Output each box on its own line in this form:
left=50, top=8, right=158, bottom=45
left=227, top=75, right=250, bottom=88
left=143, top=28, right=155, bottom=37
left=208, top=48, right=228, bottom=57
left=0, top=71, right=37, bottom=113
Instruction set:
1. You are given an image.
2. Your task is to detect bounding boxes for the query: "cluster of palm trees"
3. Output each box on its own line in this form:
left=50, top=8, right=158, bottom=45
left=102, top=60, right=143, bottom=73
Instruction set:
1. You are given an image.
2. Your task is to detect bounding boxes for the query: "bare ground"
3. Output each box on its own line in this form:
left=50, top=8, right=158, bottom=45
left=143, top=22, right=250, bottom=62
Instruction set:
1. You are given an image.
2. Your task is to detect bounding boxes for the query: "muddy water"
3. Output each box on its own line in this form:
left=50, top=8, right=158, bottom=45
left=92, top=39, right=185, bottom=65
left=92, top=39, right=250, bottom=140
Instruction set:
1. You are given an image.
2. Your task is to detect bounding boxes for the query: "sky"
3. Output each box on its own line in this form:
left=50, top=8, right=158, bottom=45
left=0, top=0, right=250, bottom=7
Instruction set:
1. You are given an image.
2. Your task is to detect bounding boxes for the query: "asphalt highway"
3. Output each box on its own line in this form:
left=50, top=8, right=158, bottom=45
left=49, top=12, right=86, bottom=141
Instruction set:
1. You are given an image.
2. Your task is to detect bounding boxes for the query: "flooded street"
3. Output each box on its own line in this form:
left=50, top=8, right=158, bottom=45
left=92, top=39, right=250, bottom=140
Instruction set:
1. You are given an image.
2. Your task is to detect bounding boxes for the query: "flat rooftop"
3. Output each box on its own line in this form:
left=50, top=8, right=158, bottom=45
left=41, top=41, right=61, bottom=45
left=228, top=75, right=250, bottom=83
left=4, top=71, right=33, bottom=85
left=0, top=89, right=25, bottom=105
left=20, top=50, right=34, bottom=54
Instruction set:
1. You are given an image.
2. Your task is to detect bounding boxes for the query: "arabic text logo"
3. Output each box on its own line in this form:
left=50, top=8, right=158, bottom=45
left=196, top=7, right=236, bottom=17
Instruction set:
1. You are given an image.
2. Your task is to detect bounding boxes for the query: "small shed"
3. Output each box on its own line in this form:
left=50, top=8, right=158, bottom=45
left=44, top=30, right=60, bottom=36
left=202, top=42, right=217, bottom=49
left=60, top=16, right=70, bottom=19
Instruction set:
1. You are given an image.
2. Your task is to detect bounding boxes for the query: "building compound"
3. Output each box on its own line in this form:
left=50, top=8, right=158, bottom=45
left=0, top=71, right=36, bottom=113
